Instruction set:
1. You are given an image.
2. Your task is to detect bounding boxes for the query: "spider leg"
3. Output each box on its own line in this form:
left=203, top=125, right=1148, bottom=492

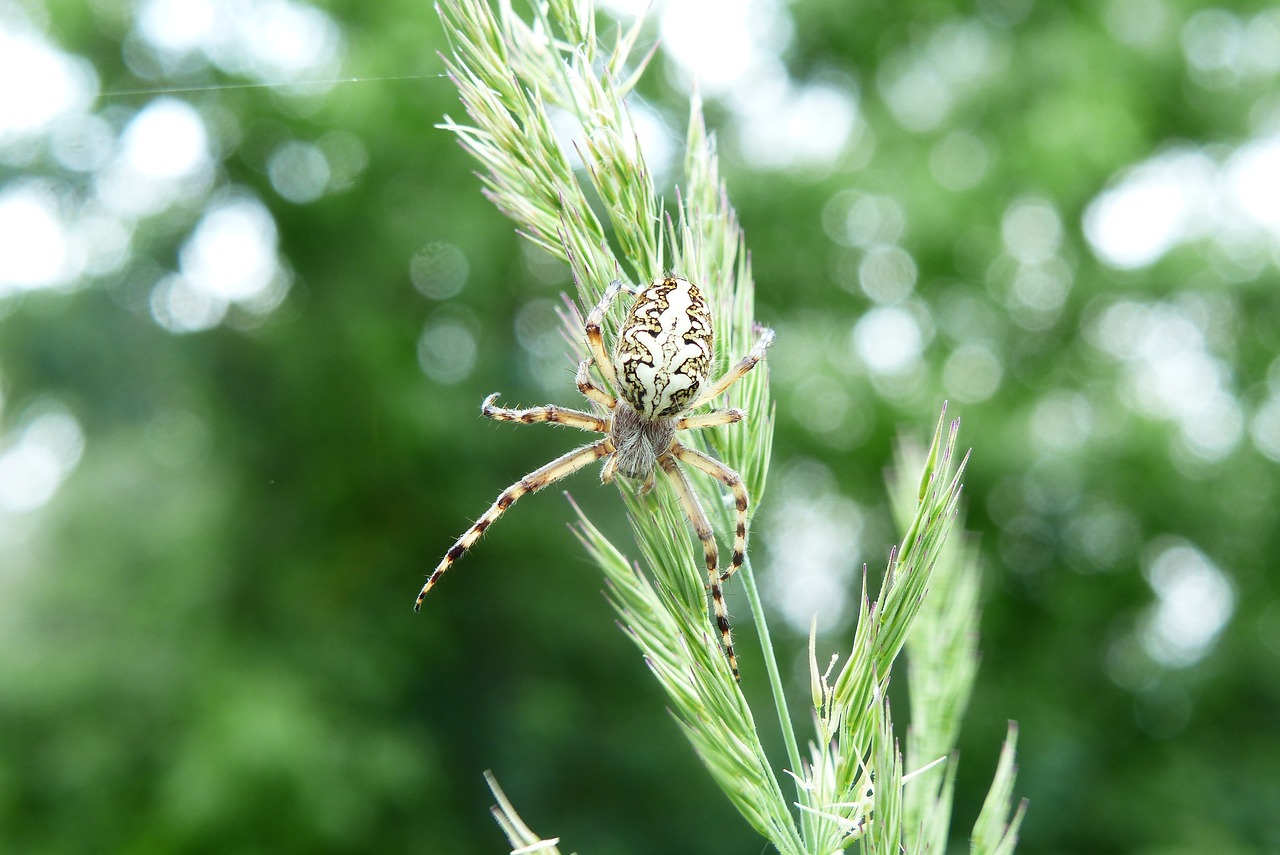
left=676, top=409, right=744, bottom=431
left=583, top=279, right=630, bottom=392
left=482, top=392, right=609, bottom=433
left=658, top=453, right=741, bottom=682
left=415, top=437, right=614, bottom=610
left=575, top=359, right=616, bottom=409
left=688, top=325, right=776, bottom=410
left=600, top=454, right=620, bottom=484
left=670, top=443, right=750, bottom=585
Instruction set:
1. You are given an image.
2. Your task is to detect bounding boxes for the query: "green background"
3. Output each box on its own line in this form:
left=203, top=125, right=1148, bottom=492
left=3, top=0, right=1279, bottom=852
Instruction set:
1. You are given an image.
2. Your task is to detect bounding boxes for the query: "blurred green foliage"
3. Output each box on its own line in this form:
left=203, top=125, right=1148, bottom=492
left=2, top=0, right=1279, bottom=852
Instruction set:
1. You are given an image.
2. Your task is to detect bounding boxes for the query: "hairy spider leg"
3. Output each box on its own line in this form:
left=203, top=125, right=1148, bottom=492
left=658, top=453, right=741, bottom=682
left=675, top=409, right=744, bottom=431
left=574, top=359, right=616, bottom=409
left=414, top=438, right=614, bottom=611
left=583, top=279, right=631, bottom=392
left=671, top=443, right=750, bottom=585
left=689, top=325, right=776, bottom=410
left=481, top=392, right=610, bottom=432
left=599, top=453, right=620, bottom=484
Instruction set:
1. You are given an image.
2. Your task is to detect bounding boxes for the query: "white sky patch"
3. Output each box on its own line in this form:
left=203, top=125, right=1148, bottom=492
left=0, top=182, right=78, bottom=294
left=732, top=80, right=859, bottom=170
left=96, top=98, right=214, bottom=218
left=658, top=0, right=790, bottom=95
left=133, top=0, right=344, bottom=86
left=179, top=196, right=282, bottom=303
left=1225, top=134, right=1280, bottom=233
left=0, top=406, right=85, bottom=515
left=1140, top=539, right=1234, bottom=668
left=121, top=98, right=210, bottom=181
left=654, top=0, right=857, bottom=169
left=1084, top=134, right=1280, bottom=269
left=0, top=25, right=98, bottom=145
left=136, top=0, right=217, bottom=54
left=1083, top=149, right=1218, bottom=269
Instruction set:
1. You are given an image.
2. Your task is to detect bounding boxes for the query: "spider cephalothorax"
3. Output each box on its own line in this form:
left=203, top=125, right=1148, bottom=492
left=414, top=275, right=775, bottom=680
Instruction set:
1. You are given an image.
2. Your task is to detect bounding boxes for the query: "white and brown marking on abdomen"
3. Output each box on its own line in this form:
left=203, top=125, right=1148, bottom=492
left=613, top=276, right=713, bottom=420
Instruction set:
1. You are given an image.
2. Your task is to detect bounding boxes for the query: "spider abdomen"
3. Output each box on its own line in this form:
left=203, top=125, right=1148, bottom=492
left=613, top=276, right=713, bottom=420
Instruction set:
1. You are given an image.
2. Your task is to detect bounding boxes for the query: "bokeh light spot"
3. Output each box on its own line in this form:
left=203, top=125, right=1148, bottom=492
left=418, top=313, right=477, bottom=385
left=762, top=458, right=863, bottom=633
left=136, top=0, right=217, bottom=55
left=1225, top=133, right=1280, bottom=235
left=179, top=196, right=281, bottom=302
left=1103, top=0, right=1173, bottom=49
left=1083, top=150, right=1214, bottom=269
left=134, top=0, right=344, bottom=86
left=1140, top=540, right=1234, bottom=668
left=858, top=245, right=917, bottom=303
left=659, top=0, right=789, bottom=94
left=0, top=182, right=75, bottom=293
left=1089, top=299, right=1243, bottom=460
left=1181, top=8, right=1244, bottom=78
left=410, top=243, right=469, bottom=300
left=149, top=273, right=228, bottom=334
left=930, top=130, right=990, bottom=191
left=1249, top=394, right=1280, bottom=462
left=121, top=98, right=210, bottom=181
left=1065, top=501, right=1139, bottom=571
left=49, top=112, right=115, bottom=173
left=1002, top=197, right=1062, bottom=263
left=942, top=343, right=1003, bottom=403
left=822, top=191, right=907, bottom=248
left=1029, top=390, right=1093, bottom=453
left=734, top=81, right=858, bottom=170
left=267, top=140, right=330, bottom=204
left=0, top=27, right=97, bottom=144
left=316, top=131, right=368, bottom=192
left=0, top=406, right=84, bottom=514
left=851, top=306, right=923, bottom=375
left=514, top=298, right=569, bottom=396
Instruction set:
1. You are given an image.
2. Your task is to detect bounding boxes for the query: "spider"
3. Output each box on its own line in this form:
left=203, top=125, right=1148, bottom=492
left=414, top=274, right=775, bottom=680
